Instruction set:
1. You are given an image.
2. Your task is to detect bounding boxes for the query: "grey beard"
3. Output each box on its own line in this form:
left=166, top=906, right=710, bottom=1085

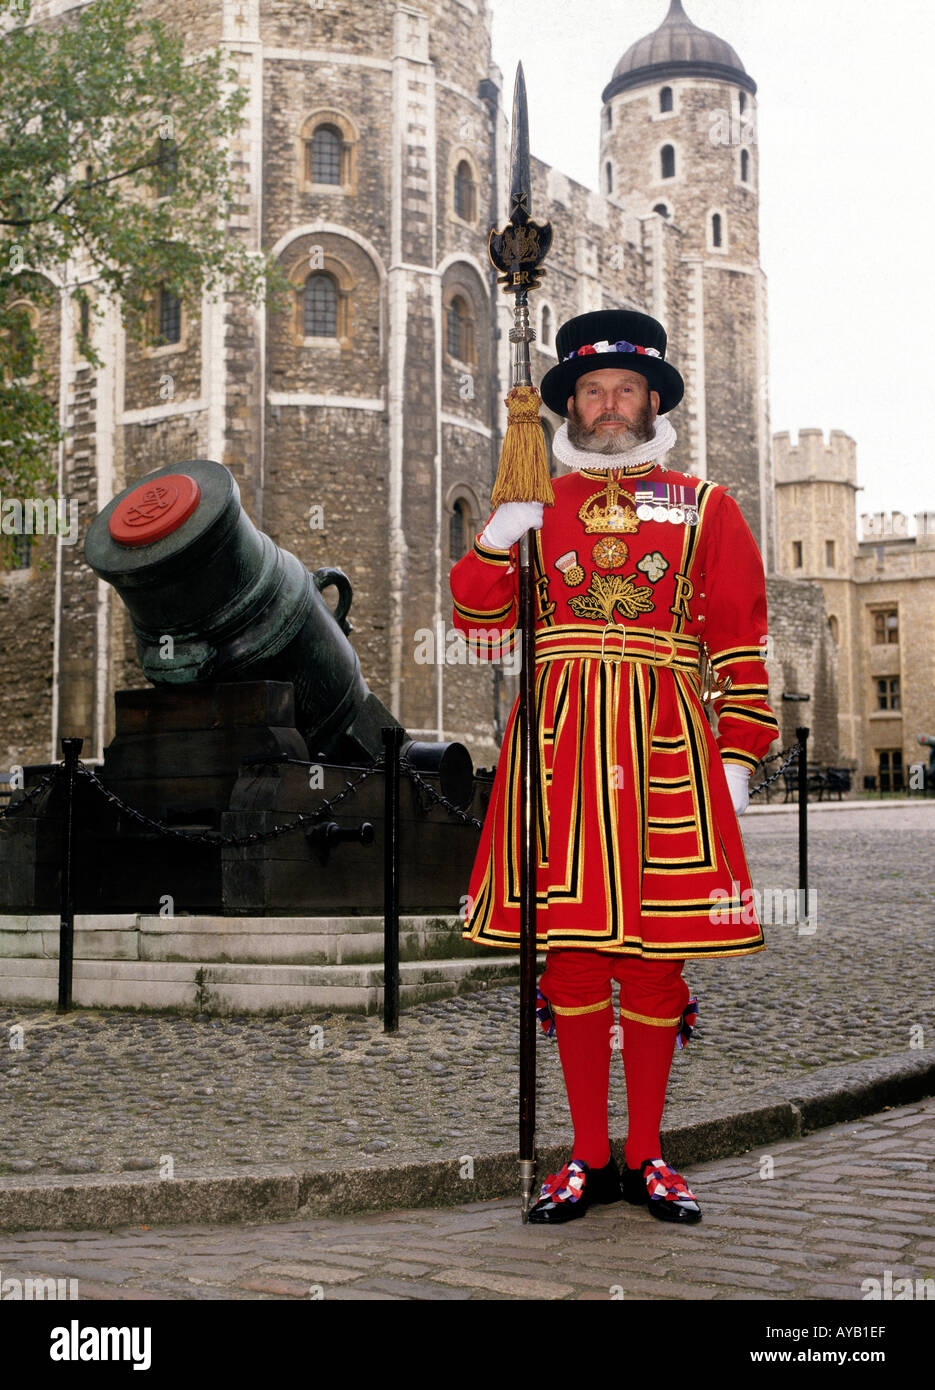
left=566, top=415, right=655, bottom=455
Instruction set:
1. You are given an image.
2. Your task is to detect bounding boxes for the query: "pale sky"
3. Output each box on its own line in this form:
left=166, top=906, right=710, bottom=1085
left=489, top=0, right=935, bottom=533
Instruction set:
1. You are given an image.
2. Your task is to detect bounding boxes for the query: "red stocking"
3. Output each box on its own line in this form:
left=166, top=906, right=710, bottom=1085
left=553, top=999, right=614, bottom=1169
left=620, top=1012, right=678, bottom=1170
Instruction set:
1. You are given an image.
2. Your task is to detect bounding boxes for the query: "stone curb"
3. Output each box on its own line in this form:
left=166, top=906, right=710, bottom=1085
left=745, top=797, right=931, bottom=816
left=0, top=1051, right=932, bottom=1232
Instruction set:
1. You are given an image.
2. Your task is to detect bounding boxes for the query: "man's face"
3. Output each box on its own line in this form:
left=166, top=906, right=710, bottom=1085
left=566, top=368, right=660, bottom=454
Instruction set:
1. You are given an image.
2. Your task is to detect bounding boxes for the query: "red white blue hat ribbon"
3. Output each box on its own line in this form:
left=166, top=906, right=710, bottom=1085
left=563, top=339, right=662, bottom=362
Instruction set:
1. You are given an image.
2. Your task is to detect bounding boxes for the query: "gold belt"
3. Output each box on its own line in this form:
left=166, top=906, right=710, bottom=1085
left=534, top=623, right=701, bottom=670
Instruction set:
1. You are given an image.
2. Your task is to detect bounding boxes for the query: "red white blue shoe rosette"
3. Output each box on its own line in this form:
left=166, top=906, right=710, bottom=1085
left=538, top=1160, right=587, bottom=1205
left=642, top=1159, right=700, bottom=1212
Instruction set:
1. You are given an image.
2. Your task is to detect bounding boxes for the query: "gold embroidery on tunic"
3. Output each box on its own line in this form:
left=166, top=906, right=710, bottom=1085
left=578, top=475, right=640, bottom=534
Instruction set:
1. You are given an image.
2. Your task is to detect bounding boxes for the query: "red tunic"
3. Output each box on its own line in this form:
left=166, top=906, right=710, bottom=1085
left=449, top=458, right=779, bottom=960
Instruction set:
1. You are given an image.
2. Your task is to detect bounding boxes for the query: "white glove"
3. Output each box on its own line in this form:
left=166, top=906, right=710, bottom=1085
left=723, top=762, right=751, bottom=816
left=480, top=501, right=544, bottom=551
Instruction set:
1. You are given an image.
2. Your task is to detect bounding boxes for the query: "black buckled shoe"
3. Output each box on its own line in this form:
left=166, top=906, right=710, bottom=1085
left=622, top=1157, right=702, bottom=1224
left=527, top=1154, right=623, bottom=1224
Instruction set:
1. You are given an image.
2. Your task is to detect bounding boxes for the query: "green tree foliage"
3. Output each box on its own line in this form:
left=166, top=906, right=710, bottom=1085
left=0, top=0, right=288, bottom=498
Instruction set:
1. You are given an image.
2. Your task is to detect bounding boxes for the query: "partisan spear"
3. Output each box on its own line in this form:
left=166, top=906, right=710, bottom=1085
left=487, top=63, right=554, bottom=1221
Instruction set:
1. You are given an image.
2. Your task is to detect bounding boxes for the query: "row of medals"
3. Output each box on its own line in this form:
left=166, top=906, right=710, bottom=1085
left=635, top=500, right=700, bottom=525
left=587, top=476, right=698, bottom=575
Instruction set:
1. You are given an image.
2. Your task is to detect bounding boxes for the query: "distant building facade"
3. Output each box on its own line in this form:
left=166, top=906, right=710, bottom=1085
left=774, top=428, right=935, bottom=788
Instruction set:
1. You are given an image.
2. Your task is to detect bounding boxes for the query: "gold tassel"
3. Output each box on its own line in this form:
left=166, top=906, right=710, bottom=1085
left=490, top=386, right=555, bottom=507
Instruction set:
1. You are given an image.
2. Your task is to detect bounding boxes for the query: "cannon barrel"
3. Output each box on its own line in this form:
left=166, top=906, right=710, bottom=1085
left=917, top=734, right=935, bottom=748
left=84, top=460, right=465, bottom=782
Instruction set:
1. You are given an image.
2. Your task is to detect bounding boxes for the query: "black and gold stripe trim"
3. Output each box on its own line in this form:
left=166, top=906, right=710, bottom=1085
left=671, top=478, right=716, bottom=635
left=453, top=597, right=515, bottom=624
left=710, top=645, right=766, bottom=667
left=720, top=748, right=760, bottom=772
left=473, top=537, right=514, bottom=567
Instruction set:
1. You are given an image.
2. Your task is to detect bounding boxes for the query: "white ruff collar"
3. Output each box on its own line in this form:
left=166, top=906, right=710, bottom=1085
left=551, top=414, right=677, bottom=473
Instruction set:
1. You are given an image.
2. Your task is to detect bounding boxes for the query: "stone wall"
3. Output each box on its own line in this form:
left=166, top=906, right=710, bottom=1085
left=0, top=274, right=62, bottom=767
left=765, top=576, right=839, bottom=765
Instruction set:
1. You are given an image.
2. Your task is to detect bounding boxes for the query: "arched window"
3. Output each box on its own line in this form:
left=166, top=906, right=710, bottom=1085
left=157, top=287, right=181, bottom=345
left=605, top=161, right=613, bottom=194
left=540, top=305, right=553, bottom=349
left=10, top=534, right=31, bottom=570
left=304, top=273, right=338, bottom=337
left=828, top=615, right=839, bottom=643
left=603, top=104, right=613, bottom=131
left=449, top=499, right=469, bottom=562
left=661, top=145, right=675, bottom=179
left=739, top=92, right=747, bottom=115
left=154, top=137, right=178, bottom=198
left=309, top=125, right=342, bottom=184
left=300, top=112, right=357, bottom=192
left=660, top=86, right=673, bottom=113
left=446, top=294, right=474, bottom=363
left=7, top=305, right=36, bottom=379
left=711, top=212, right=722, bottom=247
left=740, top=148, right=750, bottom=183
left=653, top=202, right=670, bottom=219
left=541, top=419, right=555, bottom=477
left=454, top=160, right=476, bottom=222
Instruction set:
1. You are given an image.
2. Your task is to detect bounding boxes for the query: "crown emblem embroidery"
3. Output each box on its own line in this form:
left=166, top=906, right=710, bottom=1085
left=577, top=476, right=639, bottom=534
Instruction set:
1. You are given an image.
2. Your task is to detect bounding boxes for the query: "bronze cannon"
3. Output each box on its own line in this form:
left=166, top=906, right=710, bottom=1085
left=84, top=459, right=406, bottom=766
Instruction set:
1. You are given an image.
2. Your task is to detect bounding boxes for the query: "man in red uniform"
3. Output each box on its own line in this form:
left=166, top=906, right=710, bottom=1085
left=449, top=309, right=778, bottom=1224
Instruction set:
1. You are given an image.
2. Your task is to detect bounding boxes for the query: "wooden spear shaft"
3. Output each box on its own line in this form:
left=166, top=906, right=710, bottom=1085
left=487, top=63, right=554, bottom=1220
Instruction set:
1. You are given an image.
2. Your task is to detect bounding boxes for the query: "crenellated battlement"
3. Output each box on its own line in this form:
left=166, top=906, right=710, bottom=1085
left=773, top=428, right=858, bottom=488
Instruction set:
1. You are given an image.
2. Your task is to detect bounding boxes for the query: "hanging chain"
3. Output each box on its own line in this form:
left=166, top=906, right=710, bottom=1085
left=399, top=758, right=483, bottom=829
left=748, top=742, right=800, bottom=797
left=0, top=769, right=60, bottom=819
left=1, top=740, right=807, bottom=833
left=70, top=758, right=383, bottom=847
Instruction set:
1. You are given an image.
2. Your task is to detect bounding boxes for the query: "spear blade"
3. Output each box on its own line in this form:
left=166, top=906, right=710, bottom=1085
left=509, top=62, right=532, bottom=225
left=488, top=66, right=552, bottom=309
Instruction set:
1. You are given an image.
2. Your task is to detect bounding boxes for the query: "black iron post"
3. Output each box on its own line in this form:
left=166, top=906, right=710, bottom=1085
left=57, top=737, right=83, bottom=1014
left=796, top=726, right=809, bottom=901
left=382, top=726, right=404, bottom=1033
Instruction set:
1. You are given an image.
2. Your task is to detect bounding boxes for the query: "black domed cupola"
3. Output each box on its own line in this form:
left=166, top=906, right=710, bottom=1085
left=602, top=0, right=756, bottom=102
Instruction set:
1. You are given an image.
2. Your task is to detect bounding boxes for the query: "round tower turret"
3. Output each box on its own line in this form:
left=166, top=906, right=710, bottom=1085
left=598, top=0, right=770, bottom=560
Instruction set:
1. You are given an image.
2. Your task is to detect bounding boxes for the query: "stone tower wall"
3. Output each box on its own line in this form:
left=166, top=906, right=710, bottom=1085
left=601, top=74, right=768, bottom=557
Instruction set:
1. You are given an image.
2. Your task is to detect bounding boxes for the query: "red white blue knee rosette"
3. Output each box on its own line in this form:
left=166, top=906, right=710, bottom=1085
left=676, top=997, right=698, bottom=1050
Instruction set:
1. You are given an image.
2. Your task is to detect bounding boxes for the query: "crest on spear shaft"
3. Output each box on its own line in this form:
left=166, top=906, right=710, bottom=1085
left=486, top=62, right=554, bottom=508
left=488, top=66, right=552, bottom=296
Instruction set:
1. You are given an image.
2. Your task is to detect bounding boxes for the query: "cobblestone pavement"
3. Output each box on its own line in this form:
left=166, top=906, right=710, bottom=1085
left=0, top=1097, right=932, bottom=1303
left=1, top=804, right=933, bottom=1178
